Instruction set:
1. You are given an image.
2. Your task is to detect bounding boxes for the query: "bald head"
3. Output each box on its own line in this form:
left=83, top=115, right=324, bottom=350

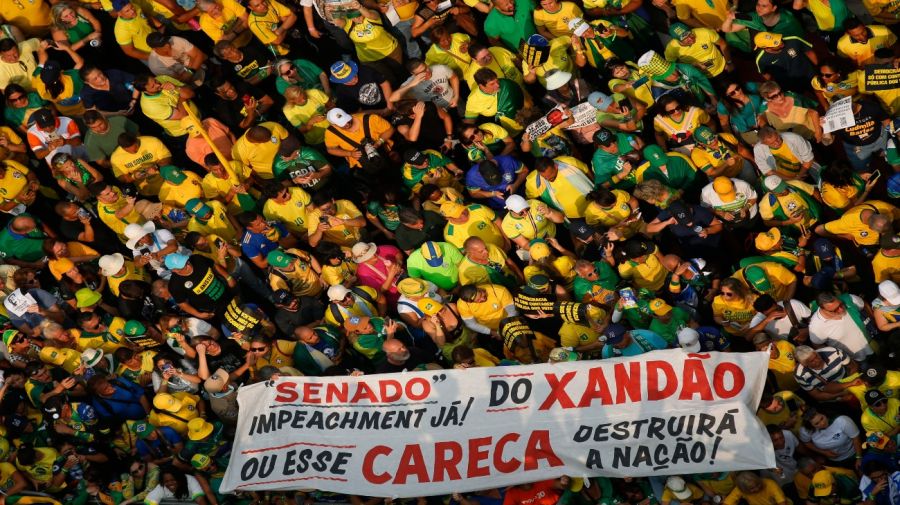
left=383, top=339, right=410, bottom=363
left=868, top=213, right=891, bottom=233
left=11, top=216, right=36, bottom=234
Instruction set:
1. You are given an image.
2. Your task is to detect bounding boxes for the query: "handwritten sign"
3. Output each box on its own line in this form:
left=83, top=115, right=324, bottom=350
left=221, top=350, right=775, bottom=497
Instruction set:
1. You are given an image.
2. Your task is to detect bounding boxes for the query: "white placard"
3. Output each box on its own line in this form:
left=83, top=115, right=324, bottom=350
left=823, top=96, right=856, bottom=133
left=4, top=289, right=37, bottom=317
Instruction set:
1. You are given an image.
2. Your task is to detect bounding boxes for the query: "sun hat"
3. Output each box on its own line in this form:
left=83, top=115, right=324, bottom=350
left=99, top=253, right=126, bottom=276
left=187, top=418, right=214, bottom=441
left=164, top=253, right=191, bottom=271
left=124, top=221, right=156, bottom=250
left=351, top=242, right=378, bottom=263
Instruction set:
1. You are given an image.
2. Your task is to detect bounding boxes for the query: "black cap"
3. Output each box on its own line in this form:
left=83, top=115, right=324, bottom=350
left=32, top=108, right=55, bottom=128
left=146, top=32, right=170, bottom=49
left=865, top=389, right=887, bottom=406
left=404, top=149, right=426, bottom=165
left=570, top=220, right=595, bottom=241
left=862, top=364, right=887, bottom=385
left=273, top=289, right=294, bottom=305
left=594, top=127, right=615, bottom=146
left=40, top=60, right=62, bottom=85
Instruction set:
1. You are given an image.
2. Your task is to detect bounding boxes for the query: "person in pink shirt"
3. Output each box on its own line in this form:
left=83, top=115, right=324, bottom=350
left=352, top=241, right=405, bottom=306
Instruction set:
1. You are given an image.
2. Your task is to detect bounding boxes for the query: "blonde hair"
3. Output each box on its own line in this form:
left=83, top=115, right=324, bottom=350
left=50, top=2, right=79, bottom=30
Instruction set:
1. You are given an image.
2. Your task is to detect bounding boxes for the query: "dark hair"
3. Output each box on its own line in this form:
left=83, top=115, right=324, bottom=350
left=183, top=231, right=203, bottom=249
left=765, top=424, right=782, bottom=435
left=311, top=190, right=335, bottom=207
left=656, top=94, right=680, bottom=111
left=132, top=74, right=153, bottom=92
left=405, top=58, right=425, bottom=73
left=458, top=285, right=479, bottom=302
left=83, top=109, right=104, bottom=125
left=473, top=68, right=498, bottom=87
left=261, top=181, right=285, bottom=200
left=586, top=188, right=616, bottom=207
left=451, top=344, right=475, bottom=363
left=0, top=39, right=17, bottom=53
left=478, top=160, right=501, bottom=185
left=863, top=460, right=890, bottom=476
left=535, top=157, right=556, bottom=172
left=114, top=347, right=135, bottom=362
left=3, top=84, right=27, bottom=103
left=78, top=64, right=102, bottom=82
left=844, top=17, right=865, bottom=31
left=418, top=183, right=440, bottom=199
left=159, top=466, right=190, bottom=499
left=203, top=153, right=221, bottom=167
left=88, top=181, right=109, bottom=197
left=236, top=211, right=261, bottom=228
left=752, top=294, right=776, bottom=312
left=398, top=207, right=421, bottom=226
left=117, top=132, right=139, bottom=148
left=467, top=42, right=486, bottom=59
left=315, top=242, right=345, bottom=261
left=15, top=444, right=36, bottom=465
left=820, top=160, right=857, bottom=187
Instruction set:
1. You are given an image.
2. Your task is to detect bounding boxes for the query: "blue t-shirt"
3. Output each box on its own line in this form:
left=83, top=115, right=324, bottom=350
left=464, top=155, right=523, bottom=209
left=240, top=221, right=287, bottom=260
left=695, top=326, right=730, bottom=352
left=137, top=426, right=183, bottom=459
left=602, top=329, right=667, bottom=358
left=91, top=378, right=147, bottom=421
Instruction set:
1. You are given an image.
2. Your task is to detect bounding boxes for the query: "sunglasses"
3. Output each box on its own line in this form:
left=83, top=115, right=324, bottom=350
left=130, top=466, right=145, bottom=475
left=764, top=91, right=784, bottom=100
left=820, top=72, right=836, bottom=78
left=7, top=94, right=25, bottom=103
left=12, top=335, right=25, bottom=345
left=29, top=367, right=46, bottom=377
left=721, top=291, right=734, bottom=297
left=250, top=346, right=267, bottom=352
left=665, top=107, right=681, bottom=115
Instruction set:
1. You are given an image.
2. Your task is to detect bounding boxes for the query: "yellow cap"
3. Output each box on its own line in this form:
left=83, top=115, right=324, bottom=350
left=153, top=393, right=183, bottom=413
left=754, top=31, right=783, bottom=49
left=440, top=202, right=467, bottom=219
left=530, top=241, right=551, bottom=261
left=811, top=470, right=835, bottom=497
left=754, top=227, right=782, bottom=252
left=712, top=176, right=736, bottom=203
left=649, top=298, right=673, bottom=316
left=417, top=297, right=444, bottom=316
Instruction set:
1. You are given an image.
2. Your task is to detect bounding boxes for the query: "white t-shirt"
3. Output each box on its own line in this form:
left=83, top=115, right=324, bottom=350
left=145, top=474, right=204, bottom=505
left=771, top=429, right=799, bottom=485
left=808, top=294, right=873, bottom=361
left=148, top=36, right=196, bottom=78
left=130, top=229, right=190, bottom=276
left=798, top=415, right=860, bottom=462
left=400, top=64, right=455, bottom=107
left=748, top=299, right=811, bottom=339
left=700, top=178, right=759, bottom=219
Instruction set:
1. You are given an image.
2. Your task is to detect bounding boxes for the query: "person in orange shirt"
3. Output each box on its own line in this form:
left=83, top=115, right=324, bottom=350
left=502, top=478, right=569, bottom=505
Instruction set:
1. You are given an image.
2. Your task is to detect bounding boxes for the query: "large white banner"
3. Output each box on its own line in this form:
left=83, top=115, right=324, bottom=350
left=221, top=350, right=775, bottom=497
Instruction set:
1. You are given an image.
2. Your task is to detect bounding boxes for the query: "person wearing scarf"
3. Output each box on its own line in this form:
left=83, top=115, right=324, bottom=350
left=525, top=156, right=593, bottom=220
left=464, top=68, right=525, bottom=135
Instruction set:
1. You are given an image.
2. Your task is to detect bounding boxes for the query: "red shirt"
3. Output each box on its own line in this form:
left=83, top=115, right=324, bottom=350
left=503, top=480, right=563, bottom=505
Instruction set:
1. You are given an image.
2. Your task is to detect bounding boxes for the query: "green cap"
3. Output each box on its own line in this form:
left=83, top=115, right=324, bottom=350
left=527, top=274, right=550, bottom=291
left=266, top=249, right=293, bottom=268
left=124, top=320, right=146, bottom=337
left=2, top=329, right=21, bottom=347
left=693, top=125, right=716, bottom=145
left=643, top=145, right=667, bottom=168
left=744, top=265, right=772, bottom=293
left=130, top=420, right=155, bottom=439
left=185, top=198, right=211, bottom=217
left=160, top=165, right=187, bottom=184
left=669, top=23, right=691, bottom=41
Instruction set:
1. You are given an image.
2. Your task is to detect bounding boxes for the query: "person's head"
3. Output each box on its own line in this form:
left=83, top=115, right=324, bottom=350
left=247, top=0, right=270, bottom=13
left=463, top=236, right=489, bottom=262
left=160, top=466, right=190, bottom=498
left=767, top=424, right=786, bottom=449
left=116, top=0, right=138, bottom=18
left=758, top=126, right=783, bottom=149
left=816, top=292, right=846, bottom=318
left=146, top=32, right=172, bottom=55
left=236, top=211, right=267, bottom=233
left=32, top=108, right=57, bottom=132
left=535, top=157, right=558, bottom=181
left=133, top=74, right=160, bottom=94
left=820, top=159, right=857, bottom=187
left=605, top=57, right=630, bottom=80
left=734, top=472, right=765, bottom=494
left=719, top=278, right=748, bottom=302
left=795, top=345, right=823, bottom=369
left=817, top=60, right=845, bottom=85
left=863, top=460, right=892, bottom=485
left=491, top=0, right=514, bottom=14
left=755, top=0, right=779, bottom=16
left=405, top=58, right=432, bottom=81
left=212, top=77, right=240, bottom=101
left=845, top=18, right=870, bottom=43
left=246, top=125, right=274, bottom=144
left=312, top=190, right=338, bottom=215
left=866, top=389, right=889, bottom=414
left=657, top=95, right=683, bottom=119
left=458, top=285, right=486, bottom=304
left=753, top=31, right=784, bottom=53
left=802, top=407, right=830, bottom=431
left=430, top=24, right=452, bottom=48
left=382, top=339, right=410, bottom=363
left=82, top=110, right=108, bottom=134
left=248, top=336, right=271, bottom=356
left=452, top=345, right=476, bottom=368
left=213, top=40, right=241, bottom=61
left=474, top=68, right=500, bottom=93
left=758, top=81, right=785, bottom=104
left=3, top=84, right=28, bottom=111
left=0, top=39, right=20, bottom=64
left=198, top=0, right=224, bottom=16
left=283, top=86, right=308, bottom=106
left=51, top=2, right=80, bottom=29
left=87, top=376, right=116, bottom=397
left=294, top=326, right=320, bottom=345
left=669, top=22, right=695, bottom=46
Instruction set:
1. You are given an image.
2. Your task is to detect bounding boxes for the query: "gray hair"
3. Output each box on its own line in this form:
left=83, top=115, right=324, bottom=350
left=794, top=345, right=815, bottom=363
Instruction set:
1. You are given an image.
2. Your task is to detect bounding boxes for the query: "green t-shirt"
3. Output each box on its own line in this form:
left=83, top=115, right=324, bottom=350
left=272, top=146, right=329, bottom=190
left=85, top=116, right=140, bottom=163
left=483, top=0, right=537, bottom=51
left=275, top=59, right=325, bottom=95
left=648, top=306, right=691, bottom=345
left=639, top=153, right=697, bottom=190
left=366, top=202, right=402, bottom=231
left=0, top=215, right=47, bottom=262
left=402, top=151, right=451, bottom=191
left=406, top=242, right=464, bottom=291
left=572, top=261, right=619, bottom=304
left=591, top=133, right=638, bottom=188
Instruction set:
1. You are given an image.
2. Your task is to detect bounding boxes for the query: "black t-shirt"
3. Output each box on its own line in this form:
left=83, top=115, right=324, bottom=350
left=835, top=98, right=886, bottom=146
left=206, top=339, right=245, bottom=374
left=657, top=205, right=721, bottom=247
left=214, top=80, right=268, bottom=131
left=394, top=210, right=445, bottom=252
left=756, top=39, right=815, bottom=86
left=374, top=347, right=435, bottom=374
left=333, top=65, right=387, bottom=112
left=222, top=41, right=273, bottom=82
left=390, top=101, right=446, bottom=150
left=168, top=256, right=231, bottom=313
left=81, top=69, right=135, bottom=112
left=58, top=217, right=121, bottom=255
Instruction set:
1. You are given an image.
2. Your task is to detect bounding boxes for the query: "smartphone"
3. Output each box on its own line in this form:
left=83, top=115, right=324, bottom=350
left=76, top=208, right=91, bottom=219
left=619, top=288, right=638, bottom=309
left=870, top=169, right=882, bottom=182
left=161, top=363, right=174, bottom=373
left=214, top=238, right=225, bottom=248
left=319, top=215, right=329, bottom=224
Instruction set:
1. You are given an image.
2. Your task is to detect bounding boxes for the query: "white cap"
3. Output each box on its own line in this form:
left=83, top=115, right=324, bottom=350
left=568, top=17, right=590, bottom=37
left=637, top=50, right=656, bottom=67
left=545, top=70, right=572, bottom=91
left=763, top=174, right=784, bottom=192
left=666, top=477, right=693, bottom=500
left=81, top=348, right=104, bottom=367
left=677, top=327, right=701, bottom=353
left=326, top=108, right=352, bottom=127
left=124, top=221, right=156, bottom=250
left=879, top=280, right=900, bottom=306
left=98, top=253, right=126, bottom=277
left=327, top=284, right=350, bottom=302
left=505, top=195, right=529, bottom=213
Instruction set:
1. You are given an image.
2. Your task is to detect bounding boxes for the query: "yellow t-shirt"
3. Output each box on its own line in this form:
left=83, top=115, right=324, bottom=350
left=96, top=188, right=145, bottom=240
left=617, top=253, right=667, bottom=291
left=0, top=38, right=40, bottom=92
left=585, top=189, right=632, bottom=227
left=873, top=251, right=900, bottom=283
left=458, top=243, right=511, bottom=286
left=344, top=17, right=398, bottom=63
left=847, top=370, right=900, bottom=408
left=811, top=71, right=860, bottom=106
left=858, top=69, right=900, bottom=115
left=321, top=260, right=357, bottom=287
left=107, top=262, right=151, bottom=297
left=444, top=205, right=505, bottom=250
left=559, top=321, right=603, bottom=349
left=653, top=106, right=710, bottom=142
left=139, top=77, right=201, bottom=137
left=49, top=242, right=98, bottom=280
left=262, top=187, right=312, bottom=235
left=820, top=180, right=860, bottom=212
left=201, top=161, right=253, bottom=212
left=114, top=12, right=154, bottom=53
left=723, top=478, right=786, bottom=505
left=110, top=136, right=171, bottom=196
left=248, top=0, right=293, bottom=54
left=663, top=27, right=724, bottom=76
left=425, top=33, right=473, bottom=77
left=520, top=36, right=574, bottom=87
left=199, top=0, right=250, bottom=43
left=283, top=89, right=330, bottom=145
left=457, top=284, right=513, bottom=331
left=533, top=1, right=583, bottom=38
left=823, top=200, right=898, bottom=246
left=306, top=199, right=363, bottom=247
left=837, top=25, right=898, bottom=67
left=0, top=159, right=30, bottom=205
left=769, top=339, right=798, bottom=391
left=148, top=392, right=200, bottom=436
left=524, top=156, right=592, bottom=219
left=862, top=398, right=900, bottom=434
left=463, top=47, right=524, bottom=90
left=672, top=0, right=728, bottom=29
left=0, top=0, right=51, bottom=37
left=501, top=200, right=557, bottom=242
left=187, top=200, right=238, bottom=242
left=733, top=262, right=797, bottom=301
left=268, top=248, right=323, bottom=297
left=713, top=294, right=756, bottom=335
left=158, top=172, right=203, bottom=208
left=757, top=390, right=805, bottom=432
left=232, top=121, right=289, bottom=178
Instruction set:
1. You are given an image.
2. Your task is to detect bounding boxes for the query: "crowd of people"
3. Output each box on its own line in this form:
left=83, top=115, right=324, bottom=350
left=0, top=0, right=900, bottom=501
